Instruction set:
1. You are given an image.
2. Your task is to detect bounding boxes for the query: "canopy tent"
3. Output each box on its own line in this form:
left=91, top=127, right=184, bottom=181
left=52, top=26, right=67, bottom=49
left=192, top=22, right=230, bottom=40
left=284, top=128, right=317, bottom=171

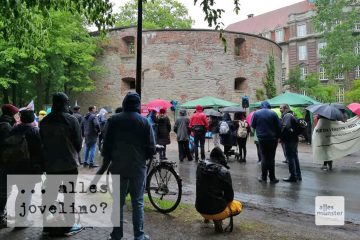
left=251, top=92, right=320, bottom=108
left=271, top=107, right=304, bottom=119
left=180, top=96, right=239, bottom=109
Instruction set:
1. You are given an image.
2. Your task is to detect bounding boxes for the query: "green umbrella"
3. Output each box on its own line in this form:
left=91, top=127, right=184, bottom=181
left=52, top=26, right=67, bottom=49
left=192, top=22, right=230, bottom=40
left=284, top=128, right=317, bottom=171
left=180, top=96, right=239, bottom=109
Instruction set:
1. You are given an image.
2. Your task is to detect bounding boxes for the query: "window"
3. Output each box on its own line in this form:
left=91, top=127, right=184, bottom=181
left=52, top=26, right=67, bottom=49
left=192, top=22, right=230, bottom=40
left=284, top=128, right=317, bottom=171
left=297, top=24, right=307, bottom=37
left=336, top=88, right=345, bottom=103
left=355, top=23, right=360, bottom=30
left=298, top=45, right=307, bottom=60
left=122, top=77, right=136, bottom=90
left=234, top=38, right=245, bottom=56
left=334, top=65, right=344, bottom=80
left=355, top=41, right=360, bottom=55
left=300, top=66, right=308, bottom=80
left=234, top=77, right=247, bottom=91
left=262, top=32, right=271, bottom=39
left=317, top=42, right=327, bottom=57
left=355, top=66, right=360, bottom=79
left=281, top=68, right=286, bottom=85
left=319, top=66, right=328, bottom=81
left=122, top=36, right=135, bottom=55
left=275, top=29, right=284, bottom=42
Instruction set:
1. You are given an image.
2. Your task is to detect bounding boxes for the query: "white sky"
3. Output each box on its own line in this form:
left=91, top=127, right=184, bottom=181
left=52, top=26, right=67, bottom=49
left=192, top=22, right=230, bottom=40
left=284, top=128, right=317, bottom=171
left=111, top=0, right=305, bottom=28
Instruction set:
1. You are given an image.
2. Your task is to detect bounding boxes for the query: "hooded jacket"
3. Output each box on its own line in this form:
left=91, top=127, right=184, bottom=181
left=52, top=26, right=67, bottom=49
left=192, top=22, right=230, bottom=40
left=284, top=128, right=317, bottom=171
left=189, top=105, right=209, bottom=132
left=195, top=148, right=233, bottom=215
left=82, top=111, right=100, bottom=144
left=251, top=101, right=281, bottom=141
left=102, top=92, right=156, bottom=177
left=281, top=110, right=299, bottom=142
left=40, top=93, right=82, bottom=173
left=174, top=109, right=190, bottom=141
left=220, top=113, right=237, bottom=146
left=156, top=113, right=171, bottom=145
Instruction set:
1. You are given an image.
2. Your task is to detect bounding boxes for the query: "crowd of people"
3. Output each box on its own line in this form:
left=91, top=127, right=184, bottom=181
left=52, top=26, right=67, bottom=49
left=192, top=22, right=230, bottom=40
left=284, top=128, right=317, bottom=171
left=0, top=93, right=326, bottom=239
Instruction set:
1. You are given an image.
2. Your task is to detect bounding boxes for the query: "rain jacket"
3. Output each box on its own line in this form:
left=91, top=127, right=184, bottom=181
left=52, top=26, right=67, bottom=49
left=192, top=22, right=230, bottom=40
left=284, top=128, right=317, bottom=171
left=251, top=101, right=281, bottom=141
left=196, top=160, right=234, bottom=215
left=102, top=92, right=156, bottom=178
left=156, top=114, right=171, bottom=145
left=82, top=112, right=100, bottom=144
left=189, top=106, right=209, bottom=133
left=281, top=111, right=299, bottom=142
left=40, top=94, right=82, bottom=173
left=174, top=109, right=190, bottom=142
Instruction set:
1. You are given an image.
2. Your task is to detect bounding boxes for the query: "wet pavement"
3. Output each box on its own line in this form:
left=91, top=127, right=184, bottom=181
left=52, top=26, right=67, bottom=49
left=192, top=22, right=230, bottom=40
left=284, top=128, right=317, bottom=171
left=174, top=137, right=360, bottom=224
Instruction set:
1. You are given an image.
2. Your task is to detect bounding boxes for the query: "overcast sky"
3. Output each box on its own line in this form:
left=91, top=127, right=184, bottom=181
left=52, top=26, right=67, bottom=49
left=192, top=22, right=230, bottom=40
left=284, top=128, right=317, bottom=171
left=111, top=0, right=305, bottom=28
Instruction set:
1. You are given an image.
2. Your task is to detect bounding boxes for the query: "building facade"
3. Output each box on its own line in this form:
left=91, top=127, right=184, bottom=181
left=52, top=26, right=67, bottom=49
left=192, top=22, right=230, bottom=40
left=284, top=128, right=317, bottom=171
left=226, top=0, right=356, bottom=102
left=76, top=27, right=282, bottom=111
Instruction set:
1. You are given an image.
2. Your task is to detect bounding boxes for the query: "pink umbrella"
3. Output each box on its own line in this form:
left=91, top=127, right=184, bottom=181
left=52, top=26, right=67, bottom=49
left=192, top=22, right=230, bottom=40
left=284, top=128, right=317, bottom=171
left=147, top=99, right=172, bottom=111
left=246, top=111, right=255, bottom=125
left=141, top=104, right=149, bottom=117
left=347, top=103, right=360, bottom=116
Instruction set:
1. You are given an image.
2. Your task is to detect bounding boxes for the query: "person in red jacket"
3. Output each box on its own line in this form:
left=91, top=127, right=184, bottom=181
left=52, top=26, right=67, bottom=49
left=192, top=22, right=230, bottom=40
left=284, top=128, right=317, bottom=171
left=189, top=105, right=209, bottom=161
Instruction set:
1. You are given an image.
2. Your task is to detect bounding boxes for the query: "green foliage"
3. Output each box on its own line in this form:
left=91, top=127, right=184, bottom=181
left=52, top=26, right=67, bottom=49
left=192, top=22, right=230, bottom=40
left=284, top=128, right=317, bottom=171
left=345, top=80, right=360, bottom=103
left=304, top=74, right=338, bottom=103
left=0, top=10, right=102, bottom=109
left=264, top=55, right=276, bottom=98
left=313, top=0, right=360, bottom=77
left=255, top=88, right=265, bottom=101
left=284, top=66, right=304, bottom=92
left=115, top=0, right=194, bottom=29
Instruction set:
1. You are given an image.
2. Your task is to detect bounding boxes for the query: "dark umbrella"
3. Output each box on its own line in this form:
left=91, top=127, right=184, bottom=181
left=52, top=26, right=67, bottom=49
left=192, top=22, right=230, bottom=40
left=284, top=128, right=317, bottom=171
left=204, top=109, right=222, bottom=117
left=306, top=104, right=345, bottom=121
left=220, top=106, right=245, bottom=113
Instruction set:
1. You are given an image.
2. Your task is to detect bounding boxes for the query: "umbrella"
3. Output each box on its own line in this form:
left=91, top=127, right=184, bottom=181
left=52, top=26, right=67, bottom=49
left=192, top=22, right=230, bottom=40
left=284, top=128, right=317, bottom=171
left=306, top=104, right=345, bottom=121
left=347, top=103, right=360, bottom=116
left=220, top=106, right=245, bottom=113
left=146, top=99, right=172, bottom=111
left=204, top=109, right=222, bottom=117
left=246, top=111, right=255, bottom=125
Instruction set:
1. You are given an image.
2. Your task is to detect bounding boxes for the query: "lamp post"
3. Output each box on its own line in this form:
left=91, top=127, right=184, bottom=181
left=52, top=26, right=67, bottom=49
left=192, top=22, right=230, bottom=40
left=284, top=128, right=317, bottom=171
left=136, top=0, right=143, bottom=98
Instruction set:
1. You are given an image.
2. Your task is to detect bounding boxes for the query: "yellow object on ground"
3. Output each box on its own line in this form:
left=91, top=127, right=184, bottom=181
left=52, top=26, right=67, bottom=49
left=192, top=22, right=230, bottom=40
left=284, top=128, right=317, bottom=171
left=201, top=200, right=242, bottom=221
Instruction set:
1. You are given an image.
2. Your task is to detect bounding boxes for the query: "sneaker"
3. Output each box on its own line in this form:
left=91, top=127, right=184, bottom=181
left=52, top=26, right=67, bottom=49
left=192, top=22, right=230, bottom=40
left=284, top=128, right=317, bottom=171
left=321, top=165, right=328, bottom=171
left=270, top=178, right=279, bottom=184
left=257, top=177, right=266, bottom=183
left=64, top=223, right=84, bottom=236
left=83, top=163, right=89, bottom=167
left=89, top=164, right=99, bottom=168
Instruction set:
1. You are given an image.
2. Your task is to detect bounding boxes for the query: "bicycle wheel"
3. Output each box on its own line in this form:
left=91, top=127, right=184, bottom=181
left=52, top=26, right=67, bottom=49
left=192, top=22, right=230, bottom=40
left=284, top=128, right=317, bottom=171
left=147, top=165, right=182, bottom=213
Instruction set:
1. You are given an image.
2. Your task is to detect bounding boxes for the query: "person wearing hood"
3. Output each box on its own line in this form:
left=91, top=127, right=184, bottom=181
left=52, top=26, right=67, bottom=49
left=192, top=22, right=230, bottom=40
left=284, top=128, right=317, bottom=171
left=189, top=105, right=209, bottom=161
left=219, top=113, right=237, bottom=159
left=195, top=147, right=242, bottom=232
left=39, top=92, right=83, bottom=236
left=174, top=109, right=193, bottom=162
left=146, top=110, right=157, bottom=141
left=251, top=101, right=281, bottom=184
left=0, top=104, right=19, bottom=227
left=102, top=92, right=155, bottom=240
left=81, top=106, right=100, bottom=168
left=280, top=104, right=302, bottom=182
left=156, top=108, right=171, bottom=160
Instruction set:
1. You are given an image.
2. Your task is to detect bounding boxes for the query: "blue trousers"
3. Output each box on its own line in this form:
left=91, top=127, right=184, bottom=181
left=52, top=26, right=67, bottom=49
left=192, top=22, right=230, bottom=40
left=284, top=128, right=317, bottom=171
left=84, top=142, right=97, bottom=164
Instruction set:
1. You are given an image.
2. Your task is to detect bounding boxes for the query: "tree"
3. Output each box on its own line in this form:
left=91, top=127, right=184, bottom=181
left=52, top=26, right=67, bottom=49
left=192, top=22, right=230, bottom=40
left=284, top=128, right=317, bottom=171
left=303, top=74, right=338, bottom=103
left=264, top=55, right=276, bottom=98
left=345, top=80, right=360, bottom=103
left=115, top=0, right=194, bottom=29
left=313, top=0, right=360, bottom=80
left=285, top=66, right=304, bottom=92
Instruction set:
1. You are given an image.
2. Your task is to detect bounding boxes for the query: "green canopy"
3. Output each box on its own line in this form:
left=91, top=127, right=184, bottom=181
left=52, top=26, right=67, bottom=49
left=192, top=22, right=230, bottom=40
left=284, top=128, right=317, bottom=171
left=180, top=96, right=239, bottom=109
left=251, top=92, right=320, bottom=108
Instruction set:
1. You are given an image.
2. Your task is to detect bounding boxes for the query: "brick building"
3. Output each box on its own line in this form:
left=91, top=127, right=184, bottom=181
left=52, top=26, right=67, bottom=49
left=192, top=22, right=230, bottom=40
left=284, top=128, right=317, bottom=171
left=76, top=27, right=282, bottom=111
left=226, top=0, right=352, bottom=102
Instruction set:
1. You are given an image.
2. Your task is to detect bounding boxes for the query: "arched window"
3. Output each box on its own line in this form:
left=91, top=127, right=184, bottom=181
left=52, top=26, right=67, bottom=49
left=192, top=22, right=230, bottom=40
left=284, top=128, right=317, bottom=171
left=234, top=38, right=245, bottom=56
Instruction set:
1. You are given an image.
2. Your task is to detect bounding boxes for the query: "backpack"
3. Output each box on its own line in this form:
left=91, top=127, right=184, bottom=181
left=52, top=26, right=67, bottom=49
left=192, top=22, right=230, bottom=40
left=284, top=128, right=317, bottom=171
left=219, top=121, right=230, bottom=135
left=293, top=118, right=308, bottom=136
left=237, top=120, right=248, bottom=138
left=1, top=133, right=30, bottom=166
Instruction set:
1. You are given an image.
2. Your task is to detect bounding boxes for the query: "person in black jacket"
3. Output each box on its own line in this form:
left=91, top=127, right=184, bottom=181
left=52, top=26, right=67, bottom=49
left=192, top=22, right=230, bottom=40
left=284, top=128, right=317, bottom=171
left=0, top=104, right=19, bottom=227
left=72, top=105, right=83, bottom=125
left=155, top=108, right=171, bottom=160
left=3, top=110, right=44, bottom=226
left=81, top=106, right=100, bottom=168
left=102, top=92, right=155, bottom=240
left=40, top=92, right=83, bottom=236
left=220, top=113, right=237, bottom=159
left=195, top=147, right=242, bottom=232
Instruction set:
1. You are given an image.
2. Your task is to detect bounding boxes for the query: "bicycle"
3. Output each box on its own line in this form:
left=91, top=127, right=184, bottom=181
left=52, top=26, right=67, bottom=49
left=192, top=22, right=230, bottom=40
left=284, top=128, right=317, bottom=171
left=106, top=145, right=182, bottom=214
